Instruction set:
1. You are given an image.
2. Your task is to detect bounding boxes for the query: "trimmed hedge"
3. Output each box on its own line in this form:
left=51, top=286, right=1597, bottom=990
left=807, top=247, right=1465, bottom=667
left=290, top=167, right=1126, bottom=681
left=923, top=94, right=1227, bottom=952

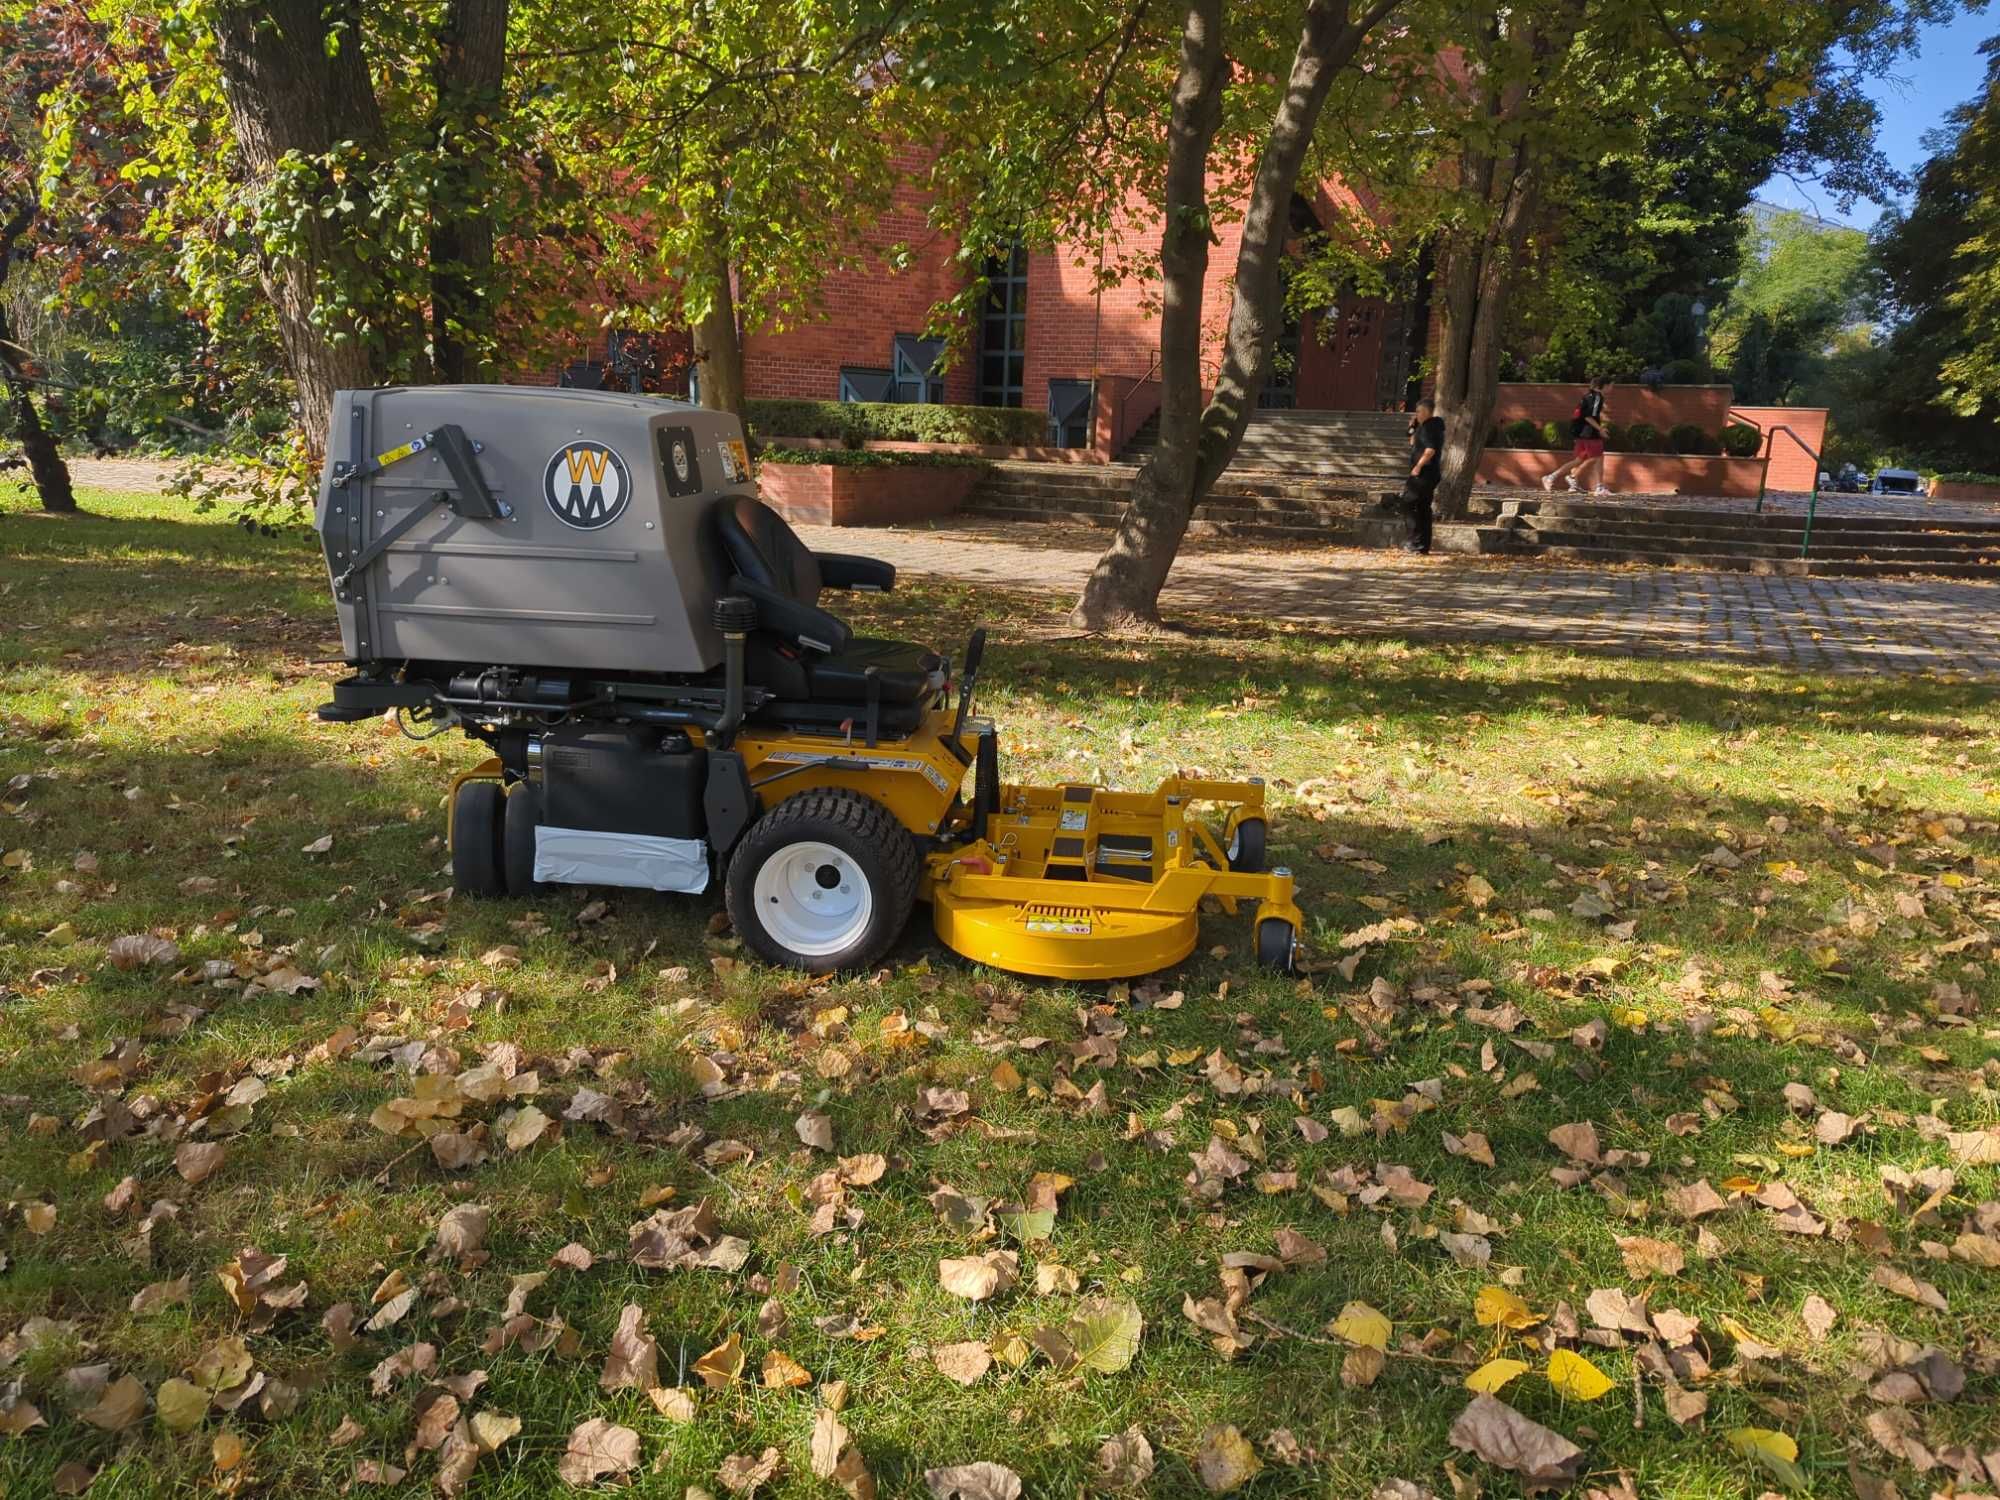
left=1668, top=422, right=1721, bottom=455
left=1934, top=471, right=2000, bottom=485
left=745, top=399, right=1046, bottom=449
left=756, top=445, right=989, bottom=469
left=1500, top=418, right=1545, bottom=450
left=1719, top=423, right=1762, bottom=458
left=1622, top=422, right=1664, bottom=453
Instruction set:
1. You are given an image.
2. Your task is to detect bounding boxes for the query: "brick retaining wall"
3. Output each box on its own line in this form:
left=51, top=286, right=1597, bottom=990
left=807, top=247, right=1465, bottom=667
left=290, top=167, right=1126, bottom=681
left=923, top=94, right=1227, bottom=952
left=756, top=462, right=983, bottom=526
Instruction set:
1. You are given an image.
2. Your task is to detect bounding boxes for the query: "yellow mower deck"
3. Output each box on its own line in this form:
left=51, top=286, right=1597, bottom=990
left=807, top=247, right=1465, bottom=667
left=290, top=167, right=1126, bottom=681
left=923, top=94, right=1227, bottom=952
left=446, top=708, right=1300, bottom=981
left=925, top=777, right=1302, bottom=980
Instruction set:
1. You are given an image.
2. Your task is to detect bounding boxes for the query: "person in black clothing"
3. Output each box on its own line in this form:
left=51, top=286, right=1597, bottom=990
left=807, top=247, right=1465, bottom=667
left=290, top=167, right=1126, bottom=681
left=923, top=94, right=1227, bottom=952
left=1400, top=397, right=1445, bottom=554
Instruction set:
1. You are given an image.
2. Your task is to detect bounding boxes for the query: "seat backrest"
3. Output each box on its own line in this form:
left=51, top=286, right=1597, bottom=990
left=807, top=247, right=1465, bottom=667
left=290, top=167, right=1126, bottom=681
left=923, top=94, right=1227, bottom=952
left=714, top=497, right=821, bottom=607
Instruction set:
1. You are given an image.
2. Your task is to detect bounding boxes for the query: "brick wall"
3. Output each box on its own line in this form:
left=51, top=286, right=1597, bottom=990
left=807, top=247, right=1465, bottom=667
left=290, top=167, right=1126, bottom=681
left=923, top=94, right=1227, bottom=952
left=1490, top=383, right=1736, bottom=435
left=1728, top=406, right=1829, bottom=492
left=741, top=148, right=976, bottom=404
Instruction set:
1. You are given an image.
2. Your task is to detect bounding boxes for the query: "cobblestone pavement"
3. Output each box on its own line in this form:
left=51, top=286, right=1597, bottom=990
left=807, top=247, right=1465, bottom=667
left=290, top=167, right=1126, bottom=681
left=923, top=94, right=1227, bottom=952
left=797, top=519, right=2000, bottom=679
left=59, top=458, right=2000, bottom=679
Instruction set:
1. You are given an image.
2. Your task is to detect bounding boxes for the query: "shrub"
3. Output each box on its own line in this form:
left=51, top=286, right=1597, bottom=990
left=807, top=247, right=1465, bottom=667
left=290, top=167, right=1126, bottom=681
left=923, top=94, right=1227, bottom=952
left=745, top=399, right=1045, bottom=449
left=1623, top=422, right=1664, bottom=453
left=1719, top=423, right=1762, bottom=458
left=1660, top=358, right=1709, bottom=385
left=1934, top=471, right=2000, bottom=486
left=1540, top=420, right=1564, bottom=450
left=1667, top=423, right=1717, bottom=455
left=1603, top=422, right=1628, bottom=452
left=756, top=445, right=988, bottom=469
left=1499, top=418, right=1543, bottom=449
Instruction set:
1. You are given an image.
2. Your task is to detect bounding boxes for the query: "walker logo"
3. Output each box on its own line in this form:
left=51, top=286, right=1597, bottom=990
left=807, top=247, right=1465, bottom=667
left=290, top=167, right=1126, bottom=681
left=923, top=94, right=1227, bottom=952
left=542, top=441, right=630, bottom=530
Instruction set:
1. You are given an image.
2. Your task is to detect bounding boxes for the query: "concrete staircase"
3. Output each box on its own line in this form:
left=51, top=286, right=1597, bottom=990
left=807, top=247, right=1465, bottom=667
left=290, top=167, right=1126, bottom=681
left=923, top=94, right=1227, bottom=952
left=1494, top=497, right=2000, bottom=577
left=961, top=461, right=1374, bottom=542
left=1121, top=408, right=1412, bottom=480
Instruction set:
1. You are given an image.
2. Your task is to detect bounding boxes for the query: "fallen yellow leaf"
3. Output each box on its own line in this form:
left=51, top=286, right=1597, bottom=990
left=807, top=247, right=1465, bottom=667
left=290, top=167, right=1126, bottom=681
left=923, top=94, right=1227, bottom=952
left=1546, top=1348, right=1614, bottom=1401
left=1464, top=1357, right=1530, bottom=1394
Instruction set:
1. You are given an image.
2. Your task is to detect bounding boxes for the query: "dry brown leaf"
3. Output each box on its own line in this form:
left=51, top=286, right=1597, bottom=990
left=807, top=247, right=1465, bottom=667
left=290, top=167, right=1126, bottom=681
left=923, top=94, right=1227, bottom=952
left=692, top=1332, right=745, bottom=1388
left=1093, top=1426, right=1156, bottom=1492
left=557, top=1417, right=641, bottom=1486
left=938, top=1250, right=1019, bottom=1301
left=1801, top=1294, right=1838, bottom=1341
left=1448, top=1394, right=1586, bottom=1487
left=79, top=1374, right=147, bottom=1432
left=600, top=1304, right=658, bottom=1392
left=1195, top=1425, right=1264, bottom=1493
left=1548, top=1121, right=1601, bottom=1164
left=761, top=1350, right=812, bottom=1389
left=933, top=1342, right=993, bottom=1386
left=718, top=1447, right=783, bottom=1496
left=1615, top=1235, right=1686, bottom=1278
left=926, top=1462, right=1024, bottom=1500
left=175, top=1141, right=226, bottom=1185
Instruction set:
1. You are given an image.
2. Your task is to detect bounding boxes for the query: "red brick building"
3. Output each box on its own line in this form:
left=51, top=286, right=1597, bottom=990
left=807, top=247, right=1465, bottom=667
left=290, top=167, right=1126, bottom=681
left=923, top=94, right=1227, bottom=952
left=736, top=164, right=1431, bottom=449
left=548, top=158, right=1431, bottom=451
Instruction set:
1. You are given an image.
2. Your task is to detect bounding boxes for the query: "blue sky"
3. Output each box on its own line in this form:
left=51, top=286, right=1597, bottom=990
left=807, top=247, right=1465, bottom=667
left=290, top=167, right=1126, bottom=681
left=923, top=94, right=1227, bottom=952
left=1757, top=7, right=1997, bottom=230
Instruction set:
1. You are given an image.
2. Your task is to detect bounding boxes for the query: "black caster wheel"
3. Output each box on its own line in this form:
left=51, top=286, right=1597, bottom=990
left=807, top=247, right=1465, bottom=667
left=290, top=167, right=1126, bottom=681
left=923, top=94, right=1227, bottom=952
left=726, top=789, right=919, bottom=974
left=1255, top=916, right=1296, bottom=973
left=1228, top=816, right=1268, bottom=873
left=451, top=781, right=506, bottom=897
left=503, top=783, right=544, bottom=895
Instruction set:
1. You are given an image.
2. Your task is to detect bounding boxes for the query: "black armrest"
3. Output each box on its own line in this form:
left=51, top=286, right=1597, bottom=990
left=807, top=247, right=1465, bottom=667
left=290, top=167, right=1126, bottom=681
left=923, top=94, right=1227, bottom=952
left=815, top=553, right=896, bottom=592
left=730, top=575, right=853, bottom=655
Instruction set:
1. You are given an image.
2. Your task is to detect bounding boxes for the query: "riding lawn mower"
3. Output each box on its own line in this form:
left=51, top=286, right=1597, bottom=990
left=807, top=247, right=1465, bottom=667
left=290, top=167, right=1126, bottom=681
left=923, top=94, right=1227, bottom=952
left=312, top=384, right=1302, bottom=979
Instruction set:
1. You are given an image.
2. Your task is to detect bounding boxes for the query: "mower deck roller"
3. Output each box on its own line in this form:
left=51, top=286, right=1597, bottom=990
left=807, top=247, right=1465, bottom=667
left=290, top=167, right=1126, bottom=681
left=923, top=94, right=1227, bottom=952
left=313, top=385, right=1303, bottom=979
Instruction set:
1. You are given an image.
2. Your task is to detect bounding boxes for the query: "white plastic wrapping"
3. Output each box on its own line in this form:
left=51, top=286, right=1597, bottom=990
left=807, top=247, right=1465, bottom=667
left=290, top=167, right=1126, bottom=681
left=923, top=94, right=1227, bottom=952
left=533, top=826, right=710, bottom=893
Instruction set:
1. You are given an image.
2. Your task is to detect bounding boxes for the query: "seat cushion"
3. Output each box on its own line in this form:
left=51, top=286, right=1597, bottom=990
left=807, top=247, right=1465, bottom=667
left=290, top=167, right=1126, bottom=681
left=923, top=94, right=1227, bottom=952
left=805, top=637, right=942, bottom=705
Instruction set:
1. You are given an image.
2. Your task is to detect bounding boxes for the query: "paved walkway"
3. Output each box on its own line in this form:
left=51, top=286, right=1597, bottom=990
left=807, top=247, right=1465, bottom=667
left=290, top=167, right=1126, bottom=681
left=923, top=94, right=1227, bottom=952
left=62, top=458, right=2000, bottom=679
left=800, top=519, right=2000, bottom=679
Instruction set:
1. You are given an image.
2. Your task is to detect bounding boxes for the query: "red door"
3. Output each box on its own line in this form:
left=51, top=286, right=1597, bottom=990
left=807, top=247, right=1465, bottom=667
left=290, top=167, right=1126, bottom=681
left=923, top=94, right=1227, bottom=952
left=1296, top=298, right=1388, bottom=409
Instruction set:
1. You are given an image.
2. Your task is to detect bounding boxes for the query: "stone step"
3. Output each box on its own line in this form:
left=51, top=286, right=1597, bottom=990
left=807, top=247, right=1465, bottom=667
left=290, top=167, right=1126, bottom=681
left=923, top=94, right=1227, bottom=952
left=1513, top=542, right=2000, bottom=579
left=1503, top=498, right=2000, bottom=537
left=1514, top=526, right=2000, bottom=566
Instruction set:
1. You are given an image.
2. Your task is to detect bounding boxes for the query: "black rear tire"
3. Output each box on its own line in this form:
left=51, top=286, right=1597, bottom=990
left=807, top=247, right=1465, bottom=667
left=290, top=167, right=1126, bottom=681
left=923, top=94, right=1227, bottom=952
left=503, top=783, right=543, bottom=895
left=1255, top=917, right=1296, bottom=973
left=452, top=781, right=506, bottom=898
left=1228, top=816, right=1268, bottom=873
left=726, top=789, right=919, bottom=974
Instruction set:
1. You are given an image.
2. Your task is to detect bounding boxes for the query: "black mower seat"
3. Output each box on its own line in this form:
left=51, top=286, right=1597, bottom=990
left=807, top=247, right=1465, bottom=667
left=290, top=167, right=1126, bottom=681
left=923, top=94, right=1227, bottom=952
left=807, top=636, right=942, bottom=704
left=711, top=496, right=940, bottom=708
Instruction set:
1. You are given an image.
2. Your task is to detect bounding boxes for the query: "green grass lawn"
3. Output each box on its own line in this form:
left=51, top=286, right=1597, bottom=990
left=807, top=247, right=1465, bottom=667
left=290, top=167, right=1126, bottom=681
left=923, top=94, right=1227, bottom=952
left=2, top=491, right=1996, bottom=1500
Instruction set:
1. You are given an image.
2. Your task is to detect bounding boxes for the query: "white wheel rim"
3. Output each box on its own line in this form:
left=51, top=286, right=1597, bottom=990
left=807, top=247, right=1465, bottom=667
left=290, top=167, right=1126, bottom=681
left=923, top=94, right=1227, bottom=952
left=751, top=840, right=873, bottom=958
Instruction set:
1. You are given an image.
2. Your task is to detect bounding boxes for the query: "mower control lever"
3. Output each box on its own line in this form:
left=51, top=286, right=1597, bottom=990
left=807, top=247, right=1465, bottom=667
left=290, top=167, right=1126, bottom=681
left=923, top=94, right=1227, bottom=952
left=950, top=626, right=988, bottom=744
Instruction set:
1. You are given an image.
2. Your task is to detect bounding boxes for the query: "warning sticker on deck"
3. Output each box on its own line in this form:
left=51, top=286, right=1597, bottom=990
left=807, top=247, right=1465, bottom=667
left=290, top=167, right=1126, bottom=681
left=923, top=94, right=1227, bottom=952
left=1026, top=918, right=1092, bottom=935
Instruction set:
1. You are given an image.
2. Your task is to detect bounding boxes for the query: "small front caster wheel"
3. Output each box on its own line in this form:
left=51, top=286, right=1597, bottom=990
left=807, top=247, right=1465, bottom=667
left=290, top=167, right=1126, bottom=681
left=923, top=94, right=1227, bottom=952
left=726, top=789, right=920, bottom=973
left=1227, top=816, right=1268, bottom=873
left=451, top=780, right=506, bottom=897
left=1255, top=916, right=1297, bottom=973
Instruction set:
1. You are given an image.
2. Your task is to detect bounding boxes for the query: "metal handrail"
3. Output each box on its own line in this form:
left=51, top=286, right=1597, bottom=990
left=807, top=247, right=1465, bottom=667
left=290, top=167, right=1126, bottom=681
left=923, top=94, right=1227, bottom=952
left=1757, top=424, right=1826, bottom=557
left=1109, top=354, right=1166, bottom=459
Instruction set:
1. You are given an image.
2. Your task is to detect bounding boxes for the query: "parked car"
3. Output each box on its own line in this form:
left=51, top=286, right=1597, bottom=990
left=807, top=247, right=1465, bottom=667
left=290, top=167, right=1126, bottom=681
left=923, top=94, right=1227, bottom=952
left=1871, top=468, right=1923, bottom=495
left=1832, top=464, right=1865, bottom=493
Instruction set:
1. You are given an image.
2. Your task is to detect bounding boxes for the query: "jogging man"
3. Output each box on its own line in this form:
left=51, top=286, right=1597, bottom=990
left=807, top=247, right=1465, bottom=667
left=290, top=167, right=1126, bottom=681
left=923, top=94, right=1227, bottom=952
left=1401, top=397, right=1445, bottom=554
left=1542, top=378, right=1609, bottom=495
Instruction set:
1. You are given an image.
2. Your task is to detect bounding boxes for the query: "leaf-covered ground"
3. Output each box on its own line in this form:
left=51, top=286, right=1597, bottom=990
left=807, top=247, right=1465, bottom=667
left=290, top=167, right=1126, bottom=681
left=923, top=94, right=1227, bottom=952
left=1, top=492, right=1996, bottom=1500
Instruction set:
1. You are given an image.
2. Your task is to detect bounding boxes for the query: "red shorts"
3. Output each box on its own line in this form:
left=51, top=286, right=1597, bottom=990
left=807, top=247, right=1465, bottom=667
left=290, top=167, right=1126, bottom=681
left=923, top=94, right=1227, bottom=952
left=1573, top=438, right=1605, bottom=458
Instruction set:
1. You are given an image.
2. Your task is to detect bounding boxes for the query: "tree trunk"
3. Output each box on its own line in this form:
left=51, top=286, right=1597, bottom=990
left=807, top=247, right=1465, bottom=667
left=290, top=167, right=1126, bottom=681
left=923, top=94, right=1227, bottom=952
left=1430, top=7, right=1581, bottom=520
left=212, top=0, right=395, bottom=461
left=0, top=204, right=74, bottom=513
left=692, top=200, right=748, bottom=426
left=429, top=0, right=508, bottom=384
left=1069, top=0, right=1227, bottom=629
left=1071, top=0, right=1402, bottom=629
